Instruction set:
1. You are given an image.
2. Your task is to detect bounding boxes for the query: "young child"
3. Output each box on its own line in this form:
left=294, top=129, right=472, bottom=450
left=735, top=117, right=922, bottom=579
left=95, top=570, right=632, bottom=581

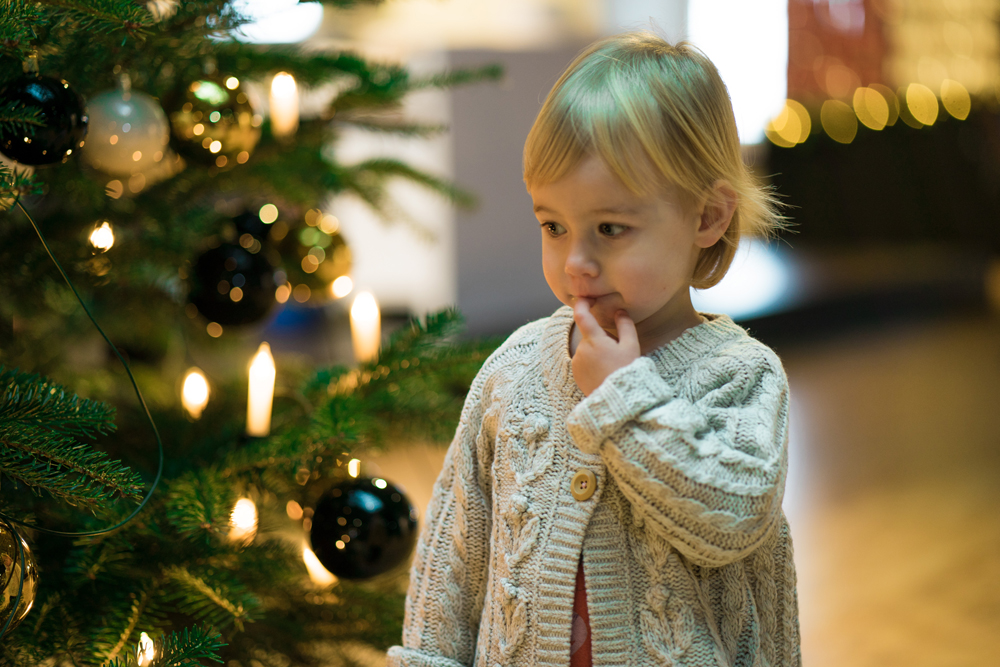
left=387, top=31, right=800, bottom=667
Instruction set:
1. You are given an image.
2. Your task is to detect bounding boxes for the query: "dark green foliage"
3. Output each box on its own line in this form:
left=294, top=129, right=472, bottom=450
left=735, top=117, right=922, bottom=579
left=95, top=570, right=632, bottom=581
left=2, top=309, right=498, bottom=664
left=0, top=365, right=144, bottom=510
left=0, top=0, right=503, bottom=663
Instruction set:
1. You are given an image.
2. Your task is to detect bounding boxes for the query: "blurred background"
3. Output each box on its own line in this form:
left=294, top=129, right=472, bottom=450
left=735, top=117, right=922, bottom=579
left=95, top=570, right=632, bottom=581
left=269, top=1, right=998, bottom=664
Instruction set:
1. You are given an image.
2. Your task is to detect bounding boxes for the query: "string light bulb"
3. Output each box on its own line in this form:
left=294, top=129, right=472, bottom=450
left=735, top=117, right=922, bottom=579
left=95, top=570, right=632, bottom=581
left=181, top=368, right=210, bottom=419
left=229, top=497, right=258, bottom=543
left=137, top=632, right=155, bottom=666
left=303, top=545, right=337, bottom=586
left=90, top=221, right=115, bottom=252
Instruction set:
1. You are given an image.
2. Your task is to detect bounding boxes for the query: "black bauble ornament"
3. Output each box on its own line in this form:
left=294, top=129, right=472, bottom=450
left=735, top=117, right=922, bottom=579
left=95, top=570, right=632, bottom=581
left=310, top=476, right=418, bottom=580
left=0, top=523, right=38, bottom=634
left=0, top=75, right=88, bottom=166
left=188, top=243, right=276, bottom=325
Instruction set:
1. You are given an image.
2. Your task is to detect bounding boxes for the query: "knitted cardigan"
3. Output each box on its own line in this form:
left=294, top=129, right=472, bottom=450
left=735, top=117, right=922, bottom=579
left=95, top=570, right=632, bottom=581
left=386, top=306, right=801, bottom=667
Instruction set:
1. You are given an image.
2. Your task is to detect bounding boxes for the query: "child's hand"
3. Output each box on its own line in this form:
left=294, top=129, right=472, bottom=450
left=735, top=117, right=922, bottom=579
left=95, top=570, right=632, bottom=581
left=571, top=298, right=640, bottom=396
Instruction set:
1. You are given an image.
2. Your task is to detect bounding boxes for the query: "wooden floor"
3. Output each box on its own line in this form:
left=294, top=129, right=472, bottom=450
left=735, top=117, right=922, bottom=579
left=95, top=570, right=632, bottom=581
left=365, top=311, right=1000, bottom=666
left=780, top=312, right=1000, bottom=666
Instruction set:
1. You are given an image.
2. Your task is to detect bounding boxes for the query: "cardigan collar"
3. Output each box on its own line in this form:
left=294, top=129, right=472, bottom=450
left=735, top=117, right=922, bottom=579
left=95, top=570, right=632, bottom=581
left=539, top=305, right=749, bottom=393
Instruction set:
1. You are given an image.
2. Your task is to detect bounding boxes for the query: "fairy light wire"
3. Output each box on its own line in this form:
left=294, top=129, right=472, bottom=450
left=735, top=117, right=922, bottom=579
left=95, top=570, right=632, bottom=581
left=0, top=200, right=164, bottom=542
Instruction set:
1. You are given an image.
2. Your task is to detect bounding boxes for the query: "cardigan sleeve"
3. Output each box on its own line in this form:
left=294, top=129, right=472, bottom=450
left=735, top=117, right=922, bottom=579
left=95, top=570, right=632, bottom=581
left=386, top=368, right=495, bottom=667
left=565, top=345, right=790, bottom=568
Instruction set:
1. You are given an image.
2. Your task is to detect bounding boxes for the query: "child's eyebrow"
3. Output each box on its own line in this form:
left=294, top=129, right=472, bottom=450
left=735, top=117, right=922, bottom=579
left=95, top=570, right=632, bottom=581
left=532, top=204, right=640, bottom=215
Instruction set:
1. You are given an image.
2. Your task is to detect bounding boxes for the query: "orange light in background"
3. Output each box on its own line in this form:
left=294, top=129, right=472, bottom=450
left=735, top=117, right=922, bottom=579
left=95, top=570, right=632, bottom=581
left=820, top=99, right=858, bottom=144
left=350, top=292, right=380, bottom=363
left=940, top=79, right=970, bottom=120
left=89, top=221, right=115, bottom=252
left=853, top=87, right=889, bottom=131
left=181, top=368, right=210, bottom=419
left=270, top=72, right=299, bottom=139
left=765, top=99, right=811, bottom=147
left=303, top=545, right=337, bottom=586
left=286, top=500, right=304, bottom=520
left=331, top=275, right=353, bottom=299
left=905, top=83, right=939, bottom=126
left=207, top=322, right=223, bottom=338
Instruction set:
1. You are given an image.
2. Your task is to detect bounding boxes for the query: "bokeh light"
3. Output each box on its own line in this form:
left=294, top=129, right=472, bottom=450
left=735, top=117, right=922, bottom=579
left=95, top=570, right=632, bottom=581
left=303, top=545, right=337, bottom=586
left=820, top=99, right=858, bottom=144
left=137, top=632, right=155, bottom=666
left=765, top=99, right=811, bottom=147
left=331, top=275, right=353, bottom=299
left=348, top=458, right=360, bottom=478
left=259, top=203, right=278, bottom=224
left=905, top=83, right=939, bottom=126
left=940, top=79, right=970, bottom=120
left=853, top=87, right=889, bottom=131
left=229, top=497, right=258, bottom=543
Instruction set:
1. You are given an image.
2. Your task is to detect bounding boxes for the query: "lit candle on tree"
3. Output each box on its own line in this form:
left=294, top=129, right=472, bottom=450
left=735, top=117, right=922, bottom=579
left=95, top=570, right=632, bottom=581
left=269, top=72, right=299, bottom=139
left=350, top=291, right=380, bottom=363
left=247, top=342, right=275, bottom=437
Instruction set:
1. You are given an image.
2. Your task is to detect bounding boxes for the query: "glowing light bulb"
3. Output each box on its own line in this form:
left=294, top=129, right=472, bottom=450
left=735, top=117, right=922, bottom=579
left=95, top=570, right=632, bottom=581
left=89, top=221, right=115, bottom=252
left=350, top=292, right=380, bottom=363
left=229, top=497, right=258, bottom=542
left=303, top=545, right=337, bottom=586
left=137, top=632, right=155, bottom=666
left=269, top=72, right=299, bottom=138
left=247, top=342, right=275, bottom=437
left=181, top=368, right=210, bottom=419
left=348, top=458, right=360, bottom=478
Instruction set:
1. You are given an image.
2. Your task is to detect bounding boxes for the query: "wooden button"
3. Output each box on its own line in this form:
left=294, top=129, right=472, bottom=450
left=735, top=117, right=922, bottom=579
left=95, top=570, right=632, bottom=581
left=571, top=469, right=597, bottom=501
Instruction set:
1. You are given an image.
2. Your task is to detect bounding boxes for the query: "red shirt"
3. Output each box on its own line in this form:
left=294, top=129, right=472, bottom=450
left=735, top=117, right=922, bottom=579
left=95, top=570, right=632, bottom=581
left=569, top=555, right=592, bottom=667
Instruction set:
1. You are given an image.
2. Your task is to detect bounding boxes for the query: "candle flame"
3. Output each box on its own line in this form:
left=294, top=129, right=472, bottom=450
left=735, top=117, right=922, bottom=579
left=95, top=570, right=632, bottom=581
left=137, top=632, right=155, bottom=666
left=181, top=368, right=209, bottom=419
left=271, top=72, right=297, bottom=97
left=303, top=545, right=337, bottom=586
left=90, top=221, right=115, bottom=251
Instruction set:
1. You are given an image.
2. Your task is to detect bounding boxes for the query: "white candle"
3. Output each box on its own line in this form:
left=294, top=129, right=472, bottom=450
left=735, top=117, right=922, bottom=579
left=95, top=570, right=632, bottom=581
left=269, top=72, right=299, bottom=139
left=350, top=291, right=381, bottom=363
left=247, top=342, right=276, bottom=437
left=181, top=367, right=210, bottom=419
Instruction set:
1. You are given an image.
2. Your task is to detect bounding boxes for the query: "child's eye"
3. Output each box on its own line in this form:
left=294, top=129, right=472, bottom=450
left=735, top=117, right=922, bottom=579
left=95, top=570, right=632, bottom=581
left=541, top=222, right=565, bottom=236
left=598, top=223, right=628, bottom=237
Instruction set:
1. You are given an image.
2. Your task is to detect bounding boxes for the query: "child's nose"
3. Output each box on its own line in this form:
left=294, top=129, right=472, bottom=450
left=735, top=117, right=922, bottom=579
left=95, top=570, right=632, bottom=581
left=565, top=241, right=599, bottom=278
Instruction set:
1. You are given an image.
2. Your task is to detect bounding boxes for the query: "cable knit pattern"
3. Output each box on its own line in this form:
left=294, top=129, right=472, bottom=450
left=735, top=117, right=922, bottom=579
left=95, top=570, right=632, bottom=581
left=387, top=307, right=800, bottom=667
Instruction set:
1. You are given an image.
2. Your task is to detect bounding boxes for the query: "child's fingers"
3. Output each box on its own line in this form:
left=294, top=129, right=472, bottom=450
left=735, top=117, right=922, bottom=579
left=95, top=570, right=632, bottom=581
left=614, top=310, right=639, bottom=350
left=572, top=298, right=604, bottom=340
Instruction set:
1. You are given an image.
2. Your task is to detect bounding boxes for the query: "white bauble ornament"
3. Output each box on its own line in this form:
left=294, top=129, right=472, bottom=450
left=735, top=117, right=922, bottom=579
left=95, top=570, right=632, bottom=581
left=82, top=89, right=170, bottom=176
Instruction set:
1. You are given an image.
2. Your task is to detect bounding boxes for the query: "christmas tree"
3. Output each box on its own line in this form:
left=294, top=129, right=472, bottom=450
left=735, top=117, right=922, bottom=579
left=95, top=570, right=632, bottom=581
left=0, top=1, right=500, bottom=664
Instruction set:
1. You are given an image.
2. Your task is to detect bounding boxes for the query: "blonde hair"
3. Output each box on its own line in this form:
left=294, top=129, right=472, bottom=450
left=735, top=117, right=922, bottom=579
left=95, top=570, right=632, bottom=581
left=523, top=31, right=785, bottom=289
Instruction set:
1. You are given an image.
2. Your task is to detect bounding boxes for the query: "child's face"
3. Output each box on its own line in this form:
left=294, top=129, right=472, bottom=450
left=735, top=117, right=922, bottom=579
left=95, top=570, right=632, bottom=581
left=530, top=154, right=706, bottom=343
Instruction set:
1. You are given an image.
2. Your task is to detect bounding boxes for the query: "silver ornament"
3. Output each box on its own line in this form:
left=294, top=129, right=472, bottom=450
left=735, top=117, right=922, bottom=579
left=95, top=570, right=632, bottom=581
left=82, top=88, right=170, bottom=176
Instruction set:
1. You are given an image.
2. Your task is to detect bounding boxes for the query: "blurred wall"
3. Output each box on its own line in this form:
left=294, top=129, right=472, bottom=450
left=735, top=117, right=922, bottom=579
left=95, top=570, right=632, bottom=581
left=448, top=49, right=581, bottom=336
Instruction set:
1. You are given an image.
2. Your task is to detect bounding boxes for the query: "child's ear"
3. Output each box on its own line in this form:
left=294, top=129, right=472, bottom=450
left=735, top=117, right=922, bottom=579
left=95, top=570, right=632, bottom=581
left=694, top=180, right=737, bottom=249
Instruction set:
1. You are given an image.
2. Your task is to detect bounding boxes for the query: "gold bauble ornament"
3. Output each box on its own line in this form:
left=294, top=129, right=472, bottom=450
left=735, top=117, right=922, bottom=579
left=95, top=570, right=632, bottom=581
left=167, top=76, right=260, bottom=169
left=0, top=524, right=38, bottom=634
left=271, top=208, right=352, bottom=305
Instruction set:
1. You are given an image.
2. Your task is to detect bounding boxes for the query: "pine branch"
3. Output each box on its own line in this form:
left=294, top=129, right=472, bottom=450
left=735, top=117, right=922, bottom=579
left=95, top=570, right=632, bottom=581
left=99, top=585, right=159, bottom=665
left=0, top=366, right=117, bottom=438
left=152, top=627, right=226, bottom=667
left=339, top=157, right=477, bottom=209
left=0, top=429, right=145, bottom=507
left=164, top=471, right=237, bottom=540
left=409, top=63, right=504, bottom=90
left=38, top=0, right=154, bottom=35
left=162, top=566, right=261, bottom=632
